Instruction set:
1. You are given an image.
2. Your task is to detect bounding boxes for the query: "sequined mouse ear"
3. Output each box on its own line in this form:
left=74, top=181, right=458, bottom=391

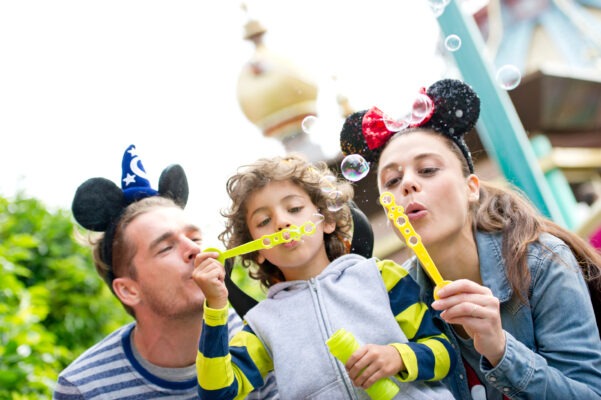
left=340, top=108, right=390, bottom=164
left=422, top=79, right=480, bottom=139
left=72, top=177, right=125, bottom=232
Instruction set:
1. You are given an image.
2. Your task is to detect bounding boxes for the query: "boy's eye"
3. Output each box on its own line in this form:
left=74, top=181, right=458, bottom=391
left=289, top=206, right=303, bottom=213
left=258, top=217, right=271, bottom=228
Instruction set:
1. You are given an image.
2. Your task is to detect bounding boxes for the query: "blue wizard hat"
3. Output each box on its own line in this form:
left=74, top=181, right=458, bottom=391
left=121, top=145, right=158, bottom=204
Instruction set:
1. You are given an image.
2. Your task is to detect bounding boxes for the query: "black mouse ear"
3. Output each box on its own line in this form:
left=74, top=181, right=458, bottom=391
left=72, top=178, right=125, bottom=231
left=158, top=164, right=189, bottom=208
left=348, top=201, right=374, bottom=259
left=424, top=79, right=480, bottom=139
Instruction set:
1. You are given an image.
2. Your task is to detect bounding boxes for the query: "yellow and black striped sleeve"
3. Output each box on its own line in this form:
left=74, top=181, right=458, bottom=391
left=196, top=302, right=273, bottom=400
left=377, top=259, right=457, bottom=382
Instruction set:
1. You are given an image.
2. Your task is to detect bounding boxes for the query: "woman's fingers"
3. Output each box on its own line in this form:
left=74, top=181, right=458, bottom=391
left=435, top=278, right=493, bottom=299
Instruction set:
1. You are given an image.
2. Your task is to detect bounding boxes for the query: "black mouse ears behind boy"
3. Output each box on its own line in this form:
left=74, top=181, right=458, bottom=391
left=72, top=144, right=189, bottom=282
left=340, top=78, right=480, bottom=173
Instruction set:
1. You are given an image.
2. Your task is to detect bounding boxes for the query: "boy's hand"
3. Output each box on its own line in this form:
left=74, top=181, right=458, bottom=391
left=346, top=344, right=403, bottom=389
left=192, top=252, right=228, bottom=309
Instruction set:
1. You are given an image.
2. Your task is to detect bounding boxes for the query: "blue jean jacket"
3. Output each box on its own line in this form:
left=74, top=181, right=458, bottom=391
left=404, top=230, right=601, bottom=399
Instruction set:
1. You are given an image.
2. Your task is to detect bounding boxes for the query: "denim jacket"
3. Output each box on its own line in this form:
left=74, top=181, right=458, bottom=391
left=404, top=230, right=601, bottom=399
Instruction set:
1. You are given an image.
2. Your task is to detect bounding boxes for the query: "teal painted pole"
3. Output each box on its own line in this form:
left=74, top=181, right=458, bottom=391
left=530, top=135, right=578, bottom=229
left=436, top=1, right=566, bottom=226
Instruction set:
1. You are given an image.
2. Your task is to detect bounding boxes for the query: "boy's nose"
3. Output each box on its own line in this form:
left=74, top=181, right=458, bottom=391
left=274, top=213, right=291, bottom=231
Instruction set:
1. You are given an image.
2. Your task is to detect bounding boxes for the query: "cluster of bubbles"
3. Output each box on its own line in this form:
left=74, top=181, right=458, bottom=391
left=316, top=154, right=370, bottom=213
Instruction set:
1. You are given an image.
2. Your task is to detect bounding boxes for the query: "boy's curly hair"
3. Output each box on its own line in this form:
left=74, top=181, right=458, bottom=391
left=219, top=154, right=354, bottom=289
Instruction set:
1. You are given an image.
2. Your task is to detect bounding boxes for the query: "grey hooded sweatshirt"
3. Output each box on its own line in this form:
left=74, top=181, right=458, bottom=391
left=244, top=254, right=455, bottom=400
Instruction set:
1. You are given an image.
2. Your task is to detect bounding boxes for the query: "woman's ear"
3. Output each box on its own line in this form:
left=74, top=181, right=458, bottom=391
left=113, top=277, right=141, bottom=308
left=467, top=174, right=480, bottom=202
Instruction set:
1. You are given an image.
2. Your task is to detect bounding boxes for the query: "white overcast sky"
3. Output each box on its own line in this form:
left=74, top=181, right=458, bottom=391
left=0, top=0, right=455, bottom=243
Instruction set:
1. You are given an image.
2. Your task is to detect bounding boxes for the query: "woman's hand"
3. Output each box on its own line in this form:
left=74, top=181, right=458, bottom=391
left=432, top=279, right=506, bottom=366
left=346, top=344, right=403, bottom=389
left=193, top=252, right=228, bottom=309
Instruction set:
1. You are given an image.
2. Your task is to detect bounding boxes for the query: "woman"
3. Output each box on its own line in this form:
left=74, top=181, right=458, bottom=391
left=340, top=79, right=601, bottom=399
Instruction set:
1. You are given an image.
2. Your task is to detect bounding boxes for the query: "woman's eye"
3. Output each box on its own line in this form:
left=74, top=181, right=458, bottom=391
left=258, top=217, right=270, bottom=228
left=420, top=167, right=439, bottom=175
left=384, top=177, right=401, bottom=188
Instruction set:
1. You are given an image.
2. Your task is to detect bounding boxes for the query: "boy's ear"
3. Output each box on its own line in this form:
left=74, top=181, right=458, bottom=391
left=113, top=277, right=141, bottom=308
left=256, top=253, right=265, bottom=264
left=323, top=220, right=336, bottom=235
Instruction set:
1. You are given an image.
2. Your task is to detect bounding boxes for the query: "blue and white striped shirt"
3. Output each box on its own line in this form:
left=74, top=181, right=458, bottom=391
left=54, top=310, right=278, bottom=399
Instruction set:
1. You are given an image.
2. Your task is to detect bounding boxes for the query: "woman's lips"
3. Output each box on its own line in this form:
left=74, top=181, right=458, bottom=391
left=407, top=209, right=427, bottom=223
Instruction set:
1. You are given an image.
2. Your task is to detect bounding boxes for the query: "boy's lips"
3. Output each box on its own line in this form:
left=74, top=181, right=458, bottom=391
left=283, top=240, right=299, bottom=249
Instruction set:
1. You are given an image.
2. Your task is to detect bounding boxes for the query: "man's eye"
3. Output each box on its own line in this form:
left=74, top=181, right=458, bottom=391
left=158, top=246, right=172, bottom=254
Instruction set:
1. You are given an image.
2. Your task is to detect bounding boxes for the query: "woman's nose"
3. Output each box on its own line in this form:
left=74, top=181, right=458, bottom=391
left=401, top=174, right=421, bottom=196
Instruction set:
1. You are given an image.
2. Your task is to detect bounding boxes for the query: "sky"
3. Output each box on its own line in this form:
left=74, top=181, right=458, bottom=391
left=0, top=0, right=451, bottom=243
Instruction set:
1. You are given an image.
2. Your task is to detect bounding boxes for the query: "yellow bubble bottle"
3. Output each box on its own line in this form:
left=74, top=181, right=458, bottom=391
left=326, top=329, right=399, bottom=400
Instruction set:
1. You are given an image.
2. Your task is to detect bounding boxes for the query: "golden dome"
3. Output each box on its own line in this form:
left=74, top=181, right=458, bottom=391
left=237, top=22, right=318, bottom=140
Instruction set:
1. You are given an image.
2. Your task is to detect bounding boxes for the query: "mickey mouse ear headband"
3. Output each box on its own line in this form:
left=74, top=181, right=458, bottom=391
left=72, top=145, right=189, bottom=281
left=340, top=79, right=480, bottom=172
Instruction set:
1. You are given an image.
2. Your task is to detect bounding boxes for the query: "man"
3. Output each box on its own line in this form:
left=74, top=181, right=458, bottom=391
left=54, top=146, right=277, bottom=399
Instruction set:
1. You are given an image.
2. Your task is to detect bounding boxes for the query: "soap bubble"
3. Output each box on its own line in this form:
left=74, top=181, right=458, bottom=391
left=383, top=115, right=410, bottom=132
left=319, top=175, right=337, bottom=193
left=301, top=115, right=318, bottom=134
left=496, top=65, right=521, bottom=90
left=410, top=93, right=434, bottom=125
left=327, top=190, right=345, bottom=212
left=341, top=154, right=370, bottom=182
left=444, top=34, right=461, bottom=52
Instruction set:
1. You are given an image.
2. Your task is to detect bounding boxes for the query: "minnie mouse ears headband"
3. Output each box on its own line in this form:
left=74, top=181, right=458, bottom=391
left=72, top=145, right=189, bottom=280
left=340, top=79, right=480, bottom=172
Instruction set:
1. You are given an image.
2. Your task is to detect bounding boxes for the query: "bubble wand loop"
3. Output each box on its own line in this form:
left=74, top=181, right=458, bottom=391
left=203, top=221, right=317, bottom=264
left=379, top=192, right=451, bottom=299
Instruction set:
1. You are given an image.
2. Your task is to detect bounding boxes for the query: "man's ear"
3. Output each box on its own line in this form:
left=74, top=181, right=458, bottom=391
left=112, top=277, right=141, bottom=308
left=466, top=174, right=480, bottom=202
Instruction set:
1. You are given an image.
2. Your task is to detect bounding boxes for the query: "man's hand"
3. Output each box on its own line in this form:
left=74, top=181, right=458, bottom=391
left=193, top=252, right=228, bottom=309
left=346, top=344, right=404, bottom=389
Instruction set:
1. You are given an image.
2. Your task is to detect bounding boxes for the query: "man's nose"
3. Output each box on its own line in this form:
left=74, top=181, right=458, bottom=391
left=184, top=238, right=201, bottom=261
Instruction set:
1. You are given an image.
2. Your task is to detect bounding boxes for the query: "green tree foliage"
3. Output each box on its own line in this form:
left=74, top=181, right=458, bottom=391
left=0, top=194, right=132, bottom=399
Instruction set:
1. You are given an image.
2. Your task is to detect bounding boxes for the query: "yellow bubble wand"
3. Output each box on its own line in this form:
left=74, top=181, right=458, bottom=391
left=379, top=192, right=451, bottom=299
left=203, top=221, right=317, bottom=264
